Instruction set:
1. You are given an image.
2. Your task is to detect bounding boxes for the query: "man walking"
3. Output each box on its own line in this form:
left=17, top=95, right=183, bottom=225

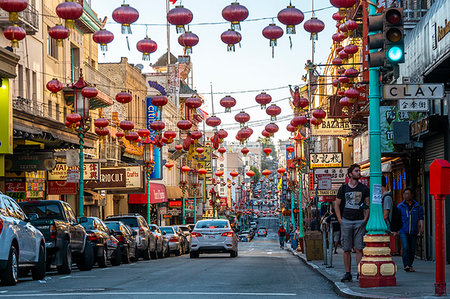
left=334, top=164, right=370, bottom=282
left=278, top=225, right=287, bottom=249
left=382, top=179, right=394, bottom=232
left=397, top=188, right=424, bottom=272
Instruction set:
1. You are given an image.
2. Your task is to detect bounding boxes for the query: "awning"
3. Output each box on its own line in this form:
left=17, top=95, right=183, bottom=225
left=85, top=190, right=104, bottom=201
left=166, top=186, right=183, bottom=199
left=129, top=183, right=167, bottom=204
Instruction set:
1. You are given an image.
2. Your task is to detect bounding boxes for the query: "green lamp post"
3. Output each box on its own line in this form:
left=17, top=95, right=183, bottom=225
left=143, top=137, right=155, bottom=225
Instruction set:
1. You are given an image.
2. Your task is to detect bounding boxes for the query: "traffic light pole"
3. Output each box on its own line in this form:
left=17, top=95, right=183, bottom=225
left=358, top=1, right=396, bottom=288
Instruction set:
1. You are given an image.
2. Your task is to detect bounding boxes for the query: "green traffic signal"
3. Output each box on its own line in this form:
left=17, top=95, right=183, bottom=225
left=386, top=46, right=404, bottom=62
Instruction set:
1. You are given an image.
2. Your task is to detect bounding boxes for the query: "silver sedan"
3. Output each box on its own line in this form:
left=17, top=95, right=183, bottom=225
left=189, top=219, right=238, bottom=258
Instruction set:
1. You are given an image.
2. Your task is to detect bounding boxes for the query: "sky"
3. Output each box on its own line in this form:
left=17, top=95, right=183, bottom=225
left=91, top=0, right=336, bottom=142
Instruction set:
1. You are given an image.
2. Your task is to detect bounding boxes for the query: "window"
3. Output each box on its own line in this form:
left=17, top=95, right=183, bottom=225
left=32, top=71, right=37, bottom=101
left=26, top=68, right=30, bottom=100
left=9, top=199, right=26, bottom=221
left=55, top=103, right=60, bottom=121
left=47, top=27, right=58, bottom=59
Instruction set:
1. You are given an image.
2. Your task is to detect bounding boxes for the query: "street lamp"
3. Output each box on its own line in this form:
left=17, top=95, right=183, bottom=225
left=294, top=134, right=305, bottom=239
left=180, top=165, right=190, bottom=224
left=143, top=137, right=155, bottom=225
left=192, top=169, right=200, bottom=223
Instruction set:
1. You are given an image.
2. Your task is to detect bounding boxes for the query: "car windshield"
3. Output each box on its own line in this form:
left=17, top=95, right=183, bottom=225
left=196, top=220, right=229, bottom=229
left=20, top=203, right=63, bottom=220
left=180, top=227, right=190, bottom=232
left=78, top=218, right=95, bottom=230
left=108, top=217, right=139, bottom=228
left=105, top=222, right=120, bottom=231
left=160, top=227, right=174, bottom=234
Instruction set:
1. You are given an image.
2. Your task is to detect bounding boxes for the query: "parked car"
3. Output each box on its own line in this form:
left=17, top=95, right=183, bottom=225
left=173, top=225, right=190, bottom=253
left=187, top=224, right=195, bottom=232
left=78, top=217, right=121, bottom=267
left=19, top=200, right=94, bottom=274
left=105, top=221, right=138, bottom=264
left=238, top=232, right=250, bottom=242
left=190, top=219, right=238, bottom=258
left=149, top=224, right=169, bottom=258
left=105, top=214, right=157, bottom=260
left=242, top=229, right=254, bottom=240
left=160, top=226, right=182, bottom=256
left=0, top=194, right=46, bottom=285
left=257, top=228, right=267, bottom=237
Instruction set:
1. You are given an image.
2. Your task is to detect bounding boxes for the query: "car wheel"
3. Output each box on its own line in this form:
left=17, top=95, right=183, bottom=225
left=57, top=240, right=72, bottom=274
left=111, top=247, right=121, bottom=266
left=130, top=245, right=138, bottom=262
left=150, top=243, right=158, bottom=260
left=1, top=245, right=19, bottom=286
left=142, top=244, right=151, bottom=261
left=164, top=245, right=171, bottom=258
left=189, top=251, right=199, bottom=258
left=77, top=241, right=94, bottom=271
left=122, top=246, right=130, bottom=264
left=230, top=250, right=238, bottom=258
left=97, top=246, right=107, bottom=268
left=157, top=246, right=164, bottom=259
left=31, top=244, right=46, bottom=281
left=175, top=246, right=181, bottom=256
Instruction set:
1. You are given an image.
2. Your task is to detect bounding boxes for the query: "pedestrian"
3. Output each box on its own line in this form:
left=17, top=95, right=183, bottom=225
left=334, top=164, right=370, bottom=282
left=278, top=225, right=287, bottom=249
left=397, top=187, right=424, bottom=272
left=382, top=178, right=394, bottom=233
left=325, top=209, right=341, bottom=254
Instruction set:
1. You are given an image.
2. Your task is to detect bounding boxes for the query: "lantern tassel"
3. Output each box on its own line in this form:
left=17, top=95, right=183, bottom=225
left=176, top=25, right=185, bottom=34
left=100, top=44, right=108, bottom=52
left=270, top=39, right=277, bottom=47
left=271, top=46, right=274, bottom=59
left=286, top=25, right=296, bottom=34
left=310, top=33, right=318, bottom=41
left=231, top=22, right=241, bottom=31
left=185, top=46, right=192, bottom=55
left=121, top=24, right=132, bottom=34
left=142, top=53, right=150, bottom=61
left=65, top=19, right=75, bottom=29
left=227, top=44, right=235, bottom=52
left=289, top=36, right=292, bottom=50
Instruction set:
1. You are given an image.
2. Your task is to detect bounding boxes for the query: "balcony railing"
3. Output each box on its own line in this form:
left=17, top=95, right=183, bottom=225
left=13, top=97, right=65, bottom=123
left=400, top=0, right=429, bottom=29
left=0, top=4, right=39, bottom=34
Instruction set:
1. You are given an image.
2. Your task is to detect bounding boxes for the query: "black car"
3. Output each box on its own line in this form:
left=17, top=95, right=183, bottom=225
left=105, top=221, right=138, bottom=264
left=149, top=224, right=169, bottom=258
left=78, top=217, right=121, bottom=267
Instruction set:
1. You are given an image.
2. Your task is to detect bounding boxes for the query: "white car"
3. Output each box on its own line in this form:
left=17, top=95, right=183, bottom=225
left=189, top=219, right=238, bottom=258
left=0, top=193, right=46, bottom=285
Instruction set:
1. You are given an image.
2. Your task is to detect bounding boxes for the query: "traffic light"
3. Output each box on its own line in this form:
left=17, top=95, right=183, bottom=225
left=368, top=8, right=405, bottom=68
left=384, top=8, right=404, bottom=64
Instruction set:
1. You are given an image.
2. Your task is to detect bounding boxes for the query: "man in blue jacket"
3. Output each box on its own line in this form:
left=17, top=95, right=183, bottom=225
left=397, top=188, right=424, bottom=272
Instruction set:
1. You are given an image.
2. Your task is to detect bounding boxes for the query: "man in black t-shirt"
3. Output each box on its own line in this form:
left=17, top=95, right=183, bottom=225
left=334, top=164, right=370, bottom=282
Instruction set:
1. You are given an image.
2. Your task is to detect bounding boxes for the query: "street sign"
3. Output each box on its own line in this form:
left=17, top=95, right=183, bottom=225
left=66, top=169, right=79, bottom=183
left=309, top=152, right=343, bottom=168
left=383, top=84, right=444, bottom=99
left=314, top=168, right=346, bottom=184
left=317, top=174, right=332, bottom=190
left=310, top=189, right=338, bottom=196
left=398, top=99, right=429, bottom=112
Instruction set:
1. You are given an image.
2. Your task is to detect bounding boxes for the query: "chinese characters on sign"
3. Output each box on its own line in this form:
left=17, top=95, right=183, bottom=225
left=309, top=153, right=343, bottom=168
left=48, top=163, right=99, bottom=181
left=398, top=99, right=429, bottom=112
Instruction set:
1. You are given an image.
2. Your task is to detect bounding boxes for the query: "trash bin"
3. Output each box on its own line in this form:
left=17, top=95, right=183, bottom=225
left=304, top=231, right=323, bottom=261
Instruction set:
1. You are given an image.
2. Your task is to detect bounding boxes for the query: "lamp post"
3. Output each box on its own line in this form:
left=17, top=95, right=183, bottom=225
left=294, top=135, right=304, bottom=239
left=73, top=71, right=90, bottom=217
left=193, top=170, right=200, bottom=223
left=143, top=137, right=155, bottom=225
left=180, top=166, right=190, bottom=224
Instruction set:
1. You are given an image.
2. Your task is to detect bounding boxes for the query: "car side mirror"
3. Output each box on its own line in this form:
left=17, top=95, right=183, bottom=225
left=28, top=213, right=38, bottom=221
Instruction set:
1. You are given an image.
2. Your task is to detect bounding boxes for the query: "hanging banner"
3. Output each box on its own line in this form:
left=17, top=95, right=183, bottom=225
left=0, top=80, right=11, bottom=155
left=146, top=97, right=162, bottom=180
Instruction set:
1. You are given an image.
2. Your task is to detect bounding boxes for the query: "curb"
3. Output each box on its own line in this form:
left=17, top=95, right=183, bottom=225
left=288, top=248, right=389, bottom=299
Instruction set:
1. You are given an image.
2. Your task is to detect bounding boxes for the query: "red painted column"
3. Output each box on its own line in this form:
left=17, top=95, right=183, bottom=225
left=435, top=195, right=446, bottom=296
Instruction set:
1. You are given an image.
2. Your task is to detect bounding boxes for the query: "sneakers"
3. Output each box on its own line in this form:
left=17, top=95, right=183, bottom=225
left=404, top=266, right=410, bottom=272
left=341, top=273, right=353, bottom=282
left=409, top=266, right=415, bottom=272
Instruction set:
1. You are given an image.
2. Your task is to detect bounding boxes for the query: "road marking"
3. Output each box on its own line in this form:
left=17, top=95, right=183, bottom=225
left=267, top=252, right=273, bottom=254
left=59, top=276, right=71, bottom=279
left=0, top=291, right=7, bottom=294
left=0, top=292, right=297, bottom=297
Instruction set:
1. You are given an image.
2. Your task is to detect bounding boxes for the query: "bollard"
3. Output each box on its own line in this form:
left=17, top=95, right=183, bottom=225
left=429, top=159, right=450, bottom=296
left=327, top=224, right=333, bottom=268
left=323, top=226, right=328, bottom=265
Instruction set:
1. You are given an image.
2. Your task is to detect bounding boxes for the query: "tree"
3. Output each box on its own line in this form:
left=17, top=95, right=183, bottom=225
left=250, top=166, right=261, bottom=183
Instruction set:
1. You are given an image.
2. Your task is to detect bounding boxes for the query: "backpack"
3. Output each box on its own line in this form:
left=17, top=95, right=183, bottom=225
left=382, top=193, right=402, bottom=232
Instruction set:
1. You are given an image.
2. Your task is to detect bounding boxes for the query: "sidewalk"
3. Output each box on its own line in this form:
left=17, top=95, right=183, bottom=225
left=287, top=245, right=450, bottom=298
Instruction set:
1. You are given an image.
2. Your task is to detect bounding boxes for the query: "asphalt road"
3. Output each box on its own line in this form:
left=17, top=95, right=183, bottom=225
left=0, top=231, right=337, bottom=299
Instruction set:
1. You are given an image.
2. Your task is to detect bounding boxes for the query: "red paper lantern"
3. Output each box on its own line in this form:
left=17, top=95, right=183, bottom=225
left=338, top=89, right=346, bottom=96
left=198, top=168, right=207, bottom=175
left=265, top=123, right=279, bottom=134
left=196, top=147, right=205, bottom=155
left=220, top=96, right=236, bottom=113
left=55, top=1, right=83, bottom=29
left=286, top=145, right=295, bottom=153
left=291, top=115, right=307, bottom=127
left=234, top=111, right=250, bottom=126
left=94, top=118, right=109, bottom=128
left=332, top=79, right=341, bottom=88
left=116, top=91, right=132, bottom=104
left=163, top=130, right=177, bottom=140
left=277, top=5, right=304, bottom=34
left=0, top=0, right=27, bottom=22
left=345, top=67, right=359, bottom=78
left=112, top=4, right=139, bottom=34
left=263, top=148, right=272, bottom=157
left=293, top=97, right=309, bottom=109
left=286, top=124, right=296, bottom=133
left=332, top=57, right=343, bottom=66
left=344, top=44, right=358, bottom=55
left=177, top=119, right=192, bottom=131
left=339, top=76, right=350, bottom=84
left=115, top=131, right=125, bottom=138
left=340, top=97, right=352, bottom=109
left=237, top=128, right=252, bottom=140
left=345, top=19, right=358, bottom=32
left=255, top=92, right=272, bottom=109
left=332, top=12, right=345, bottom=22
left=335, top=46, right=344, bottom=55
left=222, top=2, right=248, bottom=31
left=165, top=162, right=175, bottom=169
left=178, top=31, right=199, bottom=54
left=66, top=113, right=81, bottom=124
left=125, top=131, right=139, bottom=142
left=48, top=24, right=70, bottom=46
left=330, top=0, right=357, bottom=15
left=246, top=170, right=255, bottom=177
left=218, top=129, right=228, bottom=140
left=185, top=97, right=202, bottom=110
left=81, top=86, right=98, bottom=99
left=339, top=23, right=349, bottom=34
left=339, top=50, right=349, bottom=60
left=151, top=95, right=168, bottom=109
left=46, top=78, right=63, bottom=94
left=304, top=17, right=325, bottom=39
left=310, top=117, right=323, bottom=127
left=95, top=127, right=109, bottom=137
left=181, top=165, right=191, bottom=173
left=262, top=169, right=271, bottom=177
left=175, top=144, right=183, bottom=151
left=345, top=88, right=360, bottom=100
left=137, top=129, right=150, bottom=138
left=332, top=32, right=345, bottom=43
left=262, top=23, right=283, bottom=57
left=206, top=116, right=221, bottom=127
left=262, top=130, right=271, bottom=138
left=119, top=120, right=134, bottom=132
left=230, top=171, right=239, bottom=178
left=215, top=170, right=224, bottom=177
left=3, top=24, right=25, bottom=48
left=136, top=37, right=157, bottom=61
left=266, top=104, right=281, bottom=121
left=218, top=147, right=226, bottom=155
left=167, top=5, right=193, bottom=34
left=313, top=109, right=326, bottom=119
left=93, top=29, right=114, bottom=52
left=221, top=29, right=241, bottom=52
left=241, top=147, right=249, bottom=156
left=190, top=130, right=203, bottom=140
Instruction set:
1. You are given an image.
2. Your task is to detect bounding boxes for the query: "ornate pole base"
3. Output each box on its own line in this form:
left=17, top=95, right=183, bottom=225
left=358, top=234, right=396, bottom=288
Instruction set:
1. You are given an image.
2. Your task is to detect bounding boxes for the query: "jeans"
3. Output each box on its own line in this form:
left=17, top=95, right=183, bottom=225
left=279, top=236, right=285, bottom=247
left=400, top=233, right=417, bottom=267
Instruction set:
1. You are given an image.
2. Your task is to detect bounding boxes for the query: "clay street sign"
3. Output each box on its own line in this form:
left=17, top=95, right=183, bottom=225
left=383, top=84, right=444, bottom=100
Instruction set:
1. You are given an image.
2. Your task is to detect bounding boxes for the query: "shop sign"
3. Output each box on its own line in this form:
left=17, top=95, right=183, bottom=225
left=168, top=200, right=182, bottom=207
left=85, top=168, right=126, bottom=189
left=310, top=189, right=338, bottom=196
left=317, top=174, right=332, bottom=190
left=5, top=151, right=56, bottom=172
left=48, top=163, right=99, bottom=181
left=5, top=180, right=25, bottom=192
left=0, top=81, right=11, bottom=155
left=146, top=97, right=162, bottom=180
left=48, top=181, right=77, bottom=195
left=309, top=152, right=343, bottom=168
left=220, top=197, right=228, bottom=207
left=314, top=168, right=346, bottom=184
left=311, top=117, right=352, bottom=136
left=185, top=199, right=195, bottom=211
left=411, top=117, right=429, bottom=136
left=67, top=169, right=79, bottom=183
left=398, top=99, right=429, bottom=112
left=167, top=209, right=180, bottom=215
left=383, top=84, right=444, bottom=100
left=190, top=146, right=212, bottom=181
left=126, top=166, right=142, bottom=188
